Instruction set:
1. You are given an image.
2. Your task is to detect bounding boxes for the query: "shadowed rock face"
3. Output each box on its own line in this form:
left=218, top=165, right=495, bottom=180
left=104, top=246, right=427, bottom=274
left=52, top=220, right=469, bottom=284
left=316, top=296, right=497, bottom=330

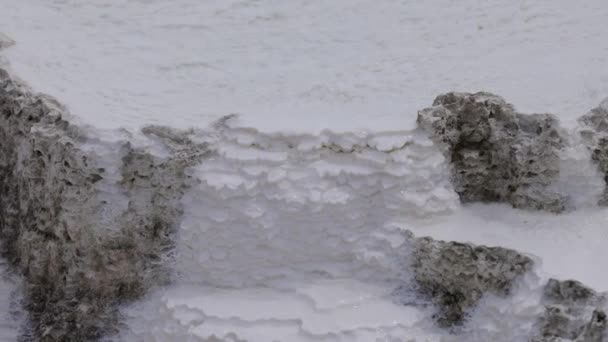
left=418, top=92, right=567, bottom=212
left=411, top=233, right=533, bottom=327
left=0, top=67, right=207, bottom=341
left=533, top=279, right=607, bottom=342
left=579, top=98, right=608, bottom=205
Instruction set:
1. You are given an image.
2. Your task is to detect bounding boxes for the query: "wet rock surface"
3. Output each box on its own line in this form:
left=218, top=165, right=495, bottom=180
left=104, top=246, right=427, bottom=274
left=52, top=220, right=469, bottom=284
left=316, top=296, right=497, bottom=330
left=533, top=279, right=607, bottom=342
left=418, top=92, right=567, bottom=212
left=578, top=98, right=608, bottom=205
left=410, top=233, right=533, bottom=327
left=0, top=67, right=207, bottom=341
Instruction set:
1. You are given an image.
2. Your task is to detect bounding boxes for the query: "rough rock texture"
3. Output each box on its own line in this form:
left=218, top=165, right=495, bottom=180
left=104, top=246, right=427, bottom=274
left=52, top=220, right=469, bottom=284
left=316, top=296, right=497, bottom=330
left=411, top=233, right=533, bottom=327
left=0, top=67, right=207, bottom=341
left=532, top=279, right=607, bottom=342
left=417, top=92, right=567, bottom=212
left=578, top=98, right=608, bottom=205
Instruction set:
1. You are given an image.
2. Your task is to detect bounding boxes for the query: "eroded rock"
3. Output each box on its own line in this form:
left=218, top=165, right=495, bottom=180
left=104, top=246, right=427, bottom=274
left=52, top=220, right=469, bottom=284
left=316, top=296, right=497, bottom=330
left=578, top=98, right=608, bottom=205
left=408, top=232, right=607, bottom=341
left=533, top=279, right=607, bottom=342
left=417, top=92, right=567, bottom=212
left=411, top=233, right=533, bottom=327
left=0, top=67, right=207, bottom=341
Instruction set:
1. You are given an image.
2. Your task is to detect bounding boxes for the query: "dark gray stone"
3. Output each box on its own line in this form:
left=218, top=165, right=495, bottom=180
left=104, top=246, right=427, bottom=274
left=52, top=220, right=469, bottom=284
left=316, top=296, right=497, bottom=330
left=533, top=279, right=607, bottom=342
left=0, top=67, right=207, bottom=341
left=578, top=98, right=608, bottom=205
left=411, top=233, right=533, bottom=327
left=417, top=92, right=567, bottom=212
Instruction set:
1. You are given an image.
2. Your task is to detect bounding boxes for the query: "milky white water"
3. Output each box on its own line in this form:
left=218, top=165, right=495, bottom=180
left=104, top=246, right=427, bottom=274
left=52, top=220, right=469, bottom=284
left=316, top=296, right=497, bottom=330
left=1, top=0, right=608, bottom=132
left=108, top=120, right=606, bottom=342
left=0, top=262, right=23, bottom=340
left=2, top=0, right=608, bottom=341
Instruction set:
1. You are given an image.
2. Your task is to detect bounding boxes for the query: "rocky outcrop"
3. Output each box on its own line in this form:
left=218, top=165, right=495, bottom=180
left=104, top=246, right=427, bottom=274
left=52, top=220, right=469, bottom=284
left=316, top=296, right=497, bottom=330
left=0, top=67, right=207, bottom=341
left=532, top=279, right=607, bottom=342
left=411, top=233, right=533, bottom=327
left=409, top=232, right=607, bottom=341
left=417, top=92, right=567, bottom=212
left=408, top=231, right=608, bottom=341
left=578, top=98, right=608, bottom=205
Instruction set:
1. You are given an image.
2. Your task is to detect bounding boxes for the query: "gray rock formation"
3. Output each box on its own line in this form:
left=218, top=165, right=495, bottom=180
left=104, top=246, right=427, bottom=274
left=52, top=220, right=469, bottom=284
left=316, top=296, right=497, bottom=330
left=578, top=98, right=608, bottom=205
left=417, top=92, right=567, bottom=212
left=0, top=33, right=15, bottom=50
left=408, top=231, right=607, bottom=341
left=0, top=67, right=207, bottom=341
left=533, top=279, right=607, bottom=342
left=411, top=233, right=533, bottom=327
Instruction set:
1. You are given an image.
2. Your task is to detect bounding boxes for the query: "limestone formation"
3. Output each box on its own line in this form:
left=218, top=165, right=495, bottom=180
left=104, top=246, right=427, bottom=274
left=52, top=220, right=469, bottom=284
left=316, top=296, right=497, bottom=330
left=533, top=279, right=607, bottom=342
left=0, top=67, right=207, bottom=341
left=578, top=98, right=608, bottom=205
left=2, top=51, right=606, bottom=341
left=417, top=92, right=567, bottom=212
left=411, top=233, right=533, bottom=327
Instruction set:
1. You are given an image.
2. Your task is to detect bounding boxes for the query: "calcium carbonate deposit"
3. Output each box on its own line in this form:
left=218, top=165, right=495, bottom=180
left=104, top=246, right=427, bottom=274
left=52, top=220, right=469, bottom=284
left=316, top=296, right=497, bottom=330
left=0, top=262, right=22, bottom=341
left=1, top=1, right=608, bottom=342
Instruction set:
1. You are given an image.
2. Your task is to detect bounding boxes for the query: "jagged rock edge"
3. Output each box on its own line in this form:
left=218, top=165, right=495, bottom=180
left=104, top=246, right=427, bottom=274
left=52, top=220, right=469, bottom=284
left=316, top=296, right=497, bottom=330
left=417, top=91, right=568, bottom=212
left=406, top=229, right=607, bottom=341
left=0, top=66, right=208, bottom=341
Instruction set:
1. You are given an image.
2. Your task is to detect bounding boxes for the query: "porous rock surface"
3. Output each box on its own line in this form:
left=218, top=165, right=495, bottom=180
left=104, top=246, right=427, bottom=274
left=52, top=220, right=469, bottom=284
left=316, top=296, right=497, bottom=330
left=410, top=232, right=533, bottom=327
left=0, top=66, right=207, bottom=341
left=532, top=279, right=607, bottom=342
left=417, top=92, right=567, bottom=212
left=578, top=98, right=608, bottom=205
left=409, top=231, right=608, bottom=341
